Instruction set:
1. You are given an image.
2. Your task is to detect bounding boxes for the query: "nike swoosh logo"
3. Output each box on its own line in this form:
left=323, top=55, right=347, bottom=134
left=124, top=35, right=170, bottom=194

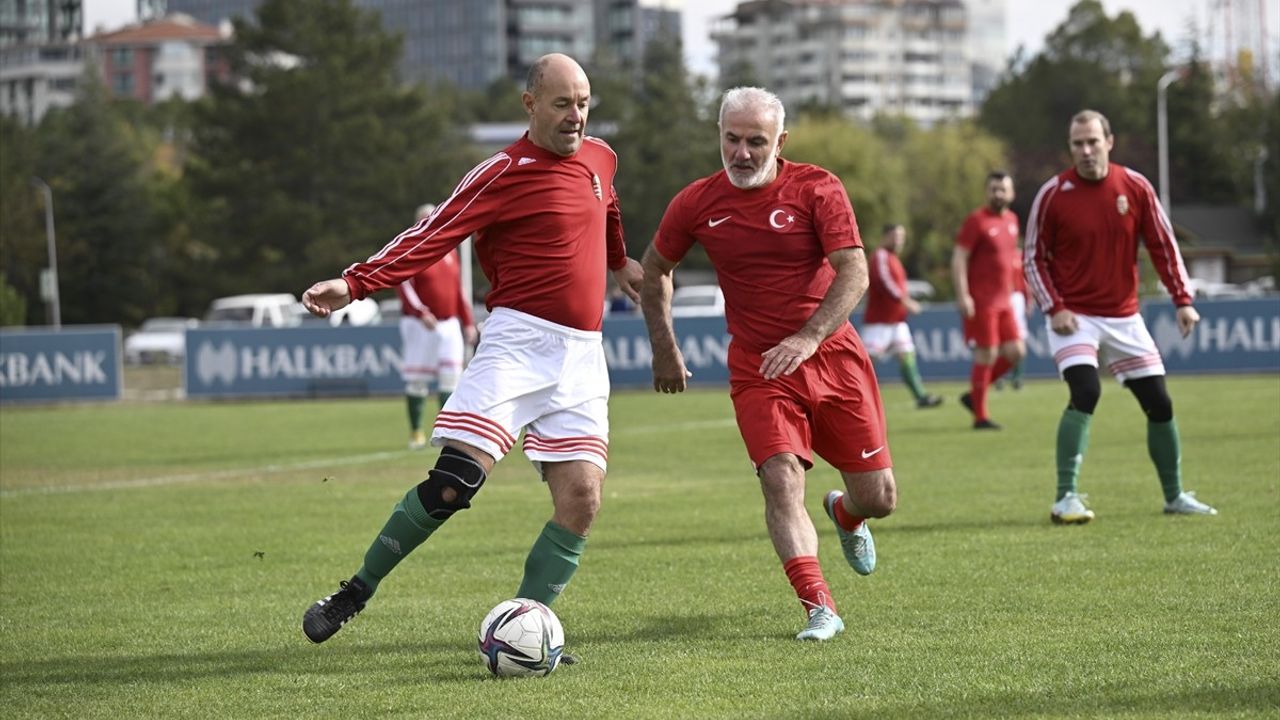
left=861, top=446, right=885, bottom=459
left=708, top=216, right=731, bottom=227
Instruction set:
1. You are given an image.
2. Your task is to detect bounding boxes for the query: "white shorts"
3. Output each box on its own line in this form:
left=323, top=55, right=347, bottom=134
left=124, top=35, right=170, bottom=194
left=400, top=316, right=464, bottom=392
left=432, top=307, right=610, bottom=472
left=1047, top=312, right=1165, bottom=383
left=1010, top=292, right=1028, bottom=339
left=860, top=322, right=915, bottom=357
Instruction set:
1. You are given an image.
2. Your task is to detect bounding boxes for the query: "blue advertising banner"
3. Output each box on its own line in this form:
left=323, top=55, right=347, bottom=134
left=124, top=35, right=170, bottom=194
left=0, top=326, right=122, bottom=403
left=185, top=325, right=403, bottom=398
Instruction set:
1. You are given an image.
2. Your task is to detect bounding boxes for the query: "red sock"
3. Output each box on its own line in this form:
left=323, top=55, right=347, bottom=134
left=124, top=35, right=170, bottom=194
left=990, top=356, right=1013, bottom=383
left=969, top=363, right=992, bottom=421
left=832, top=494, right=865, bottom=531
left=783, top=556, right=836, bottom=614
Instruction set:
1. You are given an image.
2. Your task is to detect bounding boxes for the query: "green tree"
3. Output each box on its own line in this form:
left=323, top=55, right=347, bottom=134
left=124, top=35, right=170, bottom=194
left=186, top=0, right=478, bottom=300
left=0, top=115, right=44, bottom=324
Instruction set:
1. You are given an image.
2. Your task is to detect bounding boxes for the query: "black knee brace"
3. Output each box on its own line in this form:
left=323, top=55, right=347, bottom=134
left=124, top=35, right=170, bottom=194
left=1125, top=375, right=1173, bottom=423
left=416, top=446, right=488, bottom=520
left=1063, top=365, right=1101, bottom=415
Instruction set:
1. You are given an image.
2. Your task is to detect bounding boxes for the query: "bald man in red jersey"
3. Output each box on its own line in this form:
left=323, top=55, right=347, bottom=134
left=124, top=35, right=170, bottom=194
left=299, top=54, right=643, bottom=649
left=641, top=87, right=895, bottom=642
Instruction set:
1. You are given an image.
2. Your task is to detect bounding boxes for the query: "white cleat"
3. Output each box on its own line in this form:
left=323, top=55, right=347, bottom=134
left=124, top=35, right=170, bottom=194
left=795, top=606, right=845, bottom=641
left=1164, top=491, right=1218, bottom=516
left=1051, top=491, right=1095, bottom=525
left=408, top=430, right=427, bottom=450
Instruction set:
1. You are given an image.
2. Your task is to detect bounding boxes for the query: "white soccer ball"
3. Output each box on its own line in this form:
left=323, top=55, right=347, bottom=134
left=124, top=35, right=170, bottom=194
left=477, top=598, right=565, bottom=678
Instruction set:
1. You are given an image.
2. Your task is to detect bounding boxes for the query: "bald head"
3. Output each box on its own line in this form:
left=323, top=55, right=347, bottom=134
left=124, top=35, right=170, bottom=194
left=523, top=53, right=591, bottom=156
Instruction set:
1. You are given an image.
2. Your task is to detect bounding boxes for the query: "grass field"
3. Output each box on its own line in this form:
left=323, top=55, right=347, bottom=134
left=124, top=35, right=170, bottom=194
left=1, top=374, right=1278, bottom=719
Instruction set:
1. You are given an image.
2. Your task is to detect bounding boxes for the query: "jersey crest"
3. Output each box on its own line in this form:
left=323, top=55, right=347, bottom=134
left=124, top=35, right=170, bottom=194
left=591, top=173, right=603, bottom=201
left=1116, top=194, right=1129, bottom=216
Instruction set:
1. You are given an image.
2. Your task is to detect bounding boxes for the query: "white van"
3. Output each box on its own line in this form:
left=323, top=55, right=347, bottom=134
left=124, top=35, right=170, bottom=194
left=204, top=293, right=304, bottom=327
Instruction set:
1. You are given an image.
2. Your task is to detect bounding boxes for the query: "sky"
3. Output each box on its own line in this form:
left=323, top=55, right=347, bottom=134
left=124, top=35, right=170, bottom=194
left=83, top=0, right=1275, bottom=78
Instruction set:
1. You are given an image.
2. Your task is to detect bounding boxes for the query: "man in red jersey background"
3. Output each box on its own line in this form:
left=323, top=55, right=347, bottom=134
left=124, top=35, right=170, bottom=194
left=396, top=202, right=478, bottom=451
left=298, top=54, right=643, bottom=646
left=1025, top=109, right=1217, bottom=524
left=952, top=171, right=1025, bottom=429
left=862, top=223, right=943, bottom=409
left=641, top=87, right=895, bottom=642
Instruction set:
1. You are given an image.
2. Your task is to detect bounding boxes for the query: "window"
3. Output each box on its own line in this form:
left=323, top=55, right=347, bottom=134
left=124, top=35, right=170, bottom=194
left=113, top=72, right=134, bottom=95
left=110, top=47, right=133, bottom=67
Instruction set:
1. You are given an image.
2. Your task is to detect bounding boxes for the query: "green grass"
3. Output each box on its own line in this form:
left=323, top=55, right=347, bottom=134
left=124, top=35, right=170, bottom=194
left=2, top=375, right=1278, bottom=719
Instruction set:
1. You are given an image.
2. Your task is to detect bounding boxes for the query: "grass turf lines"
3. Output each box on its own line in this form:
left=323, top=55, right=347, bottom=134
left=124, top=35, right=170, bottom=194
left=1, top=374, right=1277, bottom=719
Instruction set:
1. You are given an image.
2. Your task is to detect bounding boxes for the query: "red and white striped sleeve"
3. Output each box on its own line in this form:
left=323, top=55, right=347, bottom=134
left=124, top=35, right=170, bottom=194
left=1126, top=168, right=1193, bottom=307
left=342, top=153, right=512, bottom=301
left=874, top=248, right=904, bottom=301
left=1024, top=175, right=1063, bottom=314
left=397, top=279, right=429, bottom=318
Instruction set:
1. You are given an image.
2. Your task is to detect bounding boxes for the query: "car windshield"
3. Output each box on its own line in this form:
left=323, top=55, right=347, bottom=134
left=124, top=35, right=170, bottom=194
left=206, top=307, right=254, bottom=323
left=141, top=318, right=191, bottom=331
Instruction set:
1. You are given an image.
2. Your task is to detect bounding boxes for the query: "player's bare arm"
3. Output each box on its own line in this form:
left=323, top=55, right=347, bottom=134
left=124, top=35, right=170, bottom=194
left=1176, top=305, right=1200, bottom=338
left=760, top=247, right=867, bottom=380
left=951, top=246, right=974, bottom=318
left=612, top=257, right=644, bottom=304
left=302, top=278, right=352, bottom=318
left=639, top=244, right=691, bottom=393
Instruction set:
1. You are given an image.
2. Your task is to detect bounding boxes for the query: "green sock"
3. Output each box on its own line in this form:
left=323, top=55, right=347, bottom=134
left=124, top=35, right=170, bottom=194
left=1011, top=360, right=1024, bottom=383
left=1148, top=419, right=1183, bottom=503
left=1056, top=409, right=1092, bottom=500
left=354, top=487, right=444, bottom=596
left=406, top=395, right=425, bottom=431
left=898, top=352, right=927, bottom=401
left=438, top=391, right=451, bottom=411
left=516, top=521, right=586, bottom=606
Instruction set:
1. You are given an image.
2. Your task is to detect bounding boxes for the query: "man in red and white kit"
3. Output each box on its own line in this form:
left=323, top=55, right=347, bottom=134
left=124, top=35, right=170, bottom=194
left=398, top=202, right=478, bottom=450
left=862, top=223, right=943, bottom=409
left=1026, top=109, right=1217, bottom=524
left=299, top=54, right=644, bottom=646
left=641, top=87, right=896, bottom=642
left=952, top=171, right=1025, bottom=429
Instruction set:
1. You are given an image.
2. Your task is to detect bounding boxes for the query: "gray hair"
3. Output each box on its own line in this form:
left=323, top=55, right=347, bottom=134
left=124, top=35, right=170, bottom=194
left=719, top=86, right=786, bottom=136
left=1071, top=109, right=1112, bottom=137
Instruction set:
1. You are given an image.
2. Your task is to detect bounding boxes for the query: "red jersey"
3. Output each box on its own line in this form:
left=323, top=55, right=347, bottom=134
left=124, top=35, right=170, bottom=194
left=1025, top=164, right=1192, bottom=317
left=1011, top=249, right=1026, bottom=295
left=956, top=206, right=1019, bottom=310
left=653, top=159, right=862, bottom=354
left=864, top=247, right=909, bottom=324
left=396, top=249, right=474, bottom=325
left=343, top=133, right=628, bottom=331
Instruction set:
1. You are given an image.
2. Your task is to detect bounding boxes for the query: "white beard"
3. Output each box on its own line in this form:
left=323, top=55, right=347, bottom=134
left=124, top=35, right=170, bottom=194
left=723, top=146, right=780, bottom=189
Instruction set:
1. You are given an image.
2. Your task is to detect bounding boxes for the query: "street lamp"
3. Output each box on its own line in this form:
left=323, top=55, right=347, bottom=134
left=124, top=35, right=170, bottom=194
left=1156, top=69, right=1181, bottom=212
left=30, top=176, right=61, bottom=329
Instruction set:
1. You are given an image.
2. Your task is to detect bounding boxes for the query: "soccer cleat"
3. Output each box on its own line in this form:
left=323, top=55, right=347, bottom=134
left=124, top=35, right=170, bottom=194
left=1164, top=491, right=1218, bottom=516
left=303, top=576, right=370, bottom=643
left=1050, top=492, right=1095, bottom=525
left=823, top=490, right=876, bottom=575
left=795, top=605, right=845, bottom=641
left=973, top=418, right=1002, bottom=430
left=959, top=392, right=974, bottom=415
left=408, top=430, right=428, bottom=450
left=916, top=394, right=944, bottom=409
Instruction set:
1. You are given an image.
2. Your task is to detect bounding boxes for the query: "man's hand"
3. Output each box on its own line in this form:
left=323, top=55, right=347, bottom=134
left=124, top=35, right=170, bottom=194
left=760, top=333, right=820, bottom=380
left=1050, top=308, right=1078, bottom=336
left=1176, top=305, right=1200, bottom=338
left=613, top=258, right=644, bottom=304
left=419, top=311, right=438, bottom=330
left=302, top=279, right=352, bottom=318
left=463, top=324, right=478, bottom=346
left=956, top=294, right=974, bottom=319
left=652, top=347, right=692, bottom=393
left=905, top=297, right=922, bottom=315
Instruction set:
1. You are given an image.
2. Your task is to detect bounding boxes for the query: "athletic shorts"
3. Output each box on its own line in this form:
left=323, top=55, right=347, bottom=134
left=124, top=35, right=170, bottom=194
left=1047, top=312, right=1165, bottom=383
left=432, top=307, right=609, bottom=472
left=400, top=316, right=464, bottom=391
left=1010, top=291, right=1028, bottom=339
left=860, top=322, right=914, bottom=357
left=728, top=324, right=892, bottom=473
left=963, top=305, right=1021, bottom=348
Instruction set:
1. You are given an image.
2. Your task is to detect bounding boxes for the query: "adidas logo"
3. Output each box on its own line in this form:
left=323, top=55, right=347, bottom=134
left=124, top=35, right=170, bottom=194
left=1062, top=180, right=1075, bottom=191
left=548, top=583, right=567, bottom=594
left=518, top=157, right=537, bottom=166
left=379, top=535, right=402, bottom=555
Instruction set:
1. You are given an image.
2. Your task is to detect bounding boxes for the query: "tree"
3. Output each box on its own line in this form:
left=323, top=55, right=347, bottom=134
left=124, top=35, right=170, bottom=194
left=186, top=0, right=478, bottom=300
left=0, top=116, right=43, bottom=324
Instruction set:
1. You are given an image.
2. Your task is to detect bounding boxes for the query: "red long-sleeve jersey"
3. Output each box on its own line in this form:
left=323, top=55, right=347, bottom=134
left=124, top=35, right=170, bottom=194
left=864, top=247, right=909, bottom=324
left=343, top=133, right=628, bottom=331
left=1025, top=164, right=1192, bottom=317
left=396, top=249, right=474, bottom=326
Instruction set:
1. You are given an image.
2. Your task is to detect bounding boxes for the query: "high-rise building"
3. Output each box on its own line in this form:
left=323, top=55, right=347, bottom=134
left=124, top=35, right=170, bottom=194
left=0, top=0, right=82, bottom=47
left=712, top=0, right=1002, bottom=125
left=0, top=0, right=84, bottom=124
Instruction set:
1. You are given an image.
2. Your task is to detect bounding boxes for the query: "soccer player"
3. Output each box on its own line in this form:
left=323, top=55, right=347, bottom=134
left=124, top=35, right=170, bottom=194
left=952, top=172, right=1026, bottom=429
left=1004, top=247, right=1029, bottom=390
left=1025, top=109, right=1217, bottom=523
left=861, top=224, right=943, bottom=409
left=398, top=202, right=478, bottom=450
left=299, top=54, right=644, bottom=644
left=640, top=87, right=896, bottom=641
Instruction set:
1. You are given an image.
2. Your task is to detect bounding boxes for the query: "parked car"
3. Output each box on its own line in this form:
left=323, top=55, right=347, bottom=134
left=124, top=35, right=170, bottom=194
left=327, top=297, right=381, bottom=326
left=124, top=317, right=199, bottom=364
left=671, top=285, right=725, bottom=317
left=203, top=293, right=304, bottom=328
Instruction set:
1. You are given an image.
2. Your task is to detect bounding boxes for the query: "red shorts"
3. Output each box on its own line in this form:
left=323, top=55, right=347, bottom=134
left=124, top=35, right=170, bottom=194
left=964, top=306, right=1020, bottom=348
left=728, top=325, right=891, bottom=473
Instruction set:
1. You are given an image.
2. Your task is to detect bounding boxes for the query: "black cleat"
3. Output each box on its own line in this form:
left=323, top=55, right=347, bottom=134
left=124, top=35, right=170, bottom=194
left=303, top=576, right=370, bottom=643
left=916, top=394, right=944, bottom=409
left=959, top=392, right=974, bottom=415
left=973, top=418, right=1002, bottom=430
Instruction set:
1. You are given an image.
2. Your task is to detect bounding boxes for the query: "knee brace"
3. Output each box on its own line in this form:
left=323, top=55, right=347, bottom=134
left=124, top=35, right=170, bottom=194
left=1063, top=365, right=1101, bottom=415
left=1125, top=375, right=1173, bottom=422
left=415, top=446, right=487, bottom=520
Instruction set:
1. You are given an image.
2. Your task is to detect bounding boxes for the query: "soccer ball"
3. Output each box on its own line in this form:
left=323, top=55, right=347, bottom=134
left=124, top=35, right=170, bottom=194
left=477, top=598, right=565, bottom=678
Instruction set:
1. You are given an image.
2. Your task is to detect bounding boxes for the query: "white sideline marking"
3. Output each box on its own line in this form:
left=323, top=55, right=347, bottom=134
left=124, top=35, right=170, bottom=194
left=0, top=418, right=738, bottom=499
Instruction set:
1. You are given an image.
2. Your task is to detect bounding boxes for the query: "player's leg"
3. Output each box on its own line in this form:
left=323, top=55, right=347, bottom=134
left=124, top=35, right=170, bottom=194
left=436, top=317, right=465, bottom=410
left=892, top=323, right=941, bottom=407
left=988, top=309, right=1025, bottom=386
left=961, top=310, right=1003, bottom=428
left=400, top=317, right=431, bottom=449
left=516, top=459, right=601, bottom=606
left=1047, top=316, right=1104, bottom=524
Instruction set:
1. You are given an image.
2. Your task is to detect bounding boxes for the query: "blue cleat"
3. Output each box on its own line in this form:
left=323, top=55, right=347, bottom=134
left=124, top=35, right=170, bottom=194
left=823, top=490, right=876, bottom=575
left=795, top=605, right=845, bottom=641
